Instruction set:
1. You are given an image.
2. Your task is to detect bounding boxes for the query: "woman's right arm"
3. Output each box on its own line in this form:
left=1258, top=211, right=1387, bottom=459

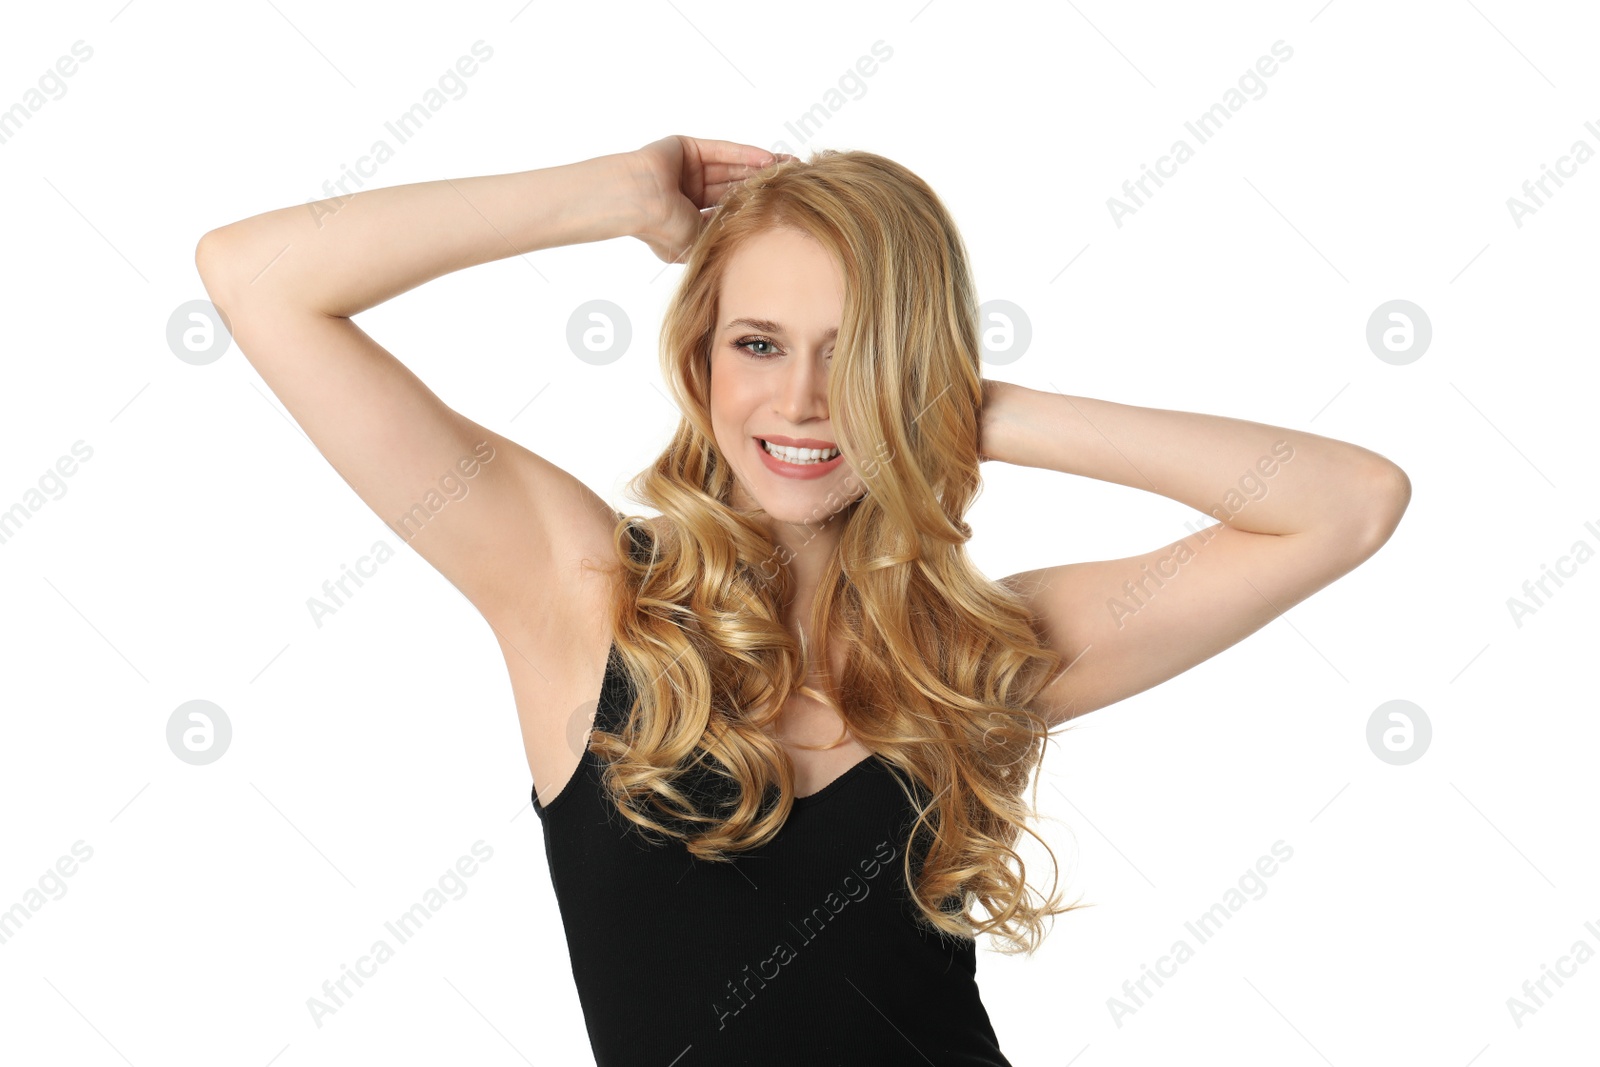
left=192, top=152, right=650, bottom=658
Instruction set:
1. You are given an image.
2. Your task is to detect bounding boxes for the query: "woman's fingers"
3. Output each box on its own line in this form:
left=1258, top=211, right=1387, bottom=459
left=700, top=174, right=762, bottom=202
left=694, top=152, right=798, bottom=206
left=688, top=141, right=792, bottom=189
left=685, top=137, right=779, bottom=168
left=633, top=137, right=799, bottom=250
left=700, top=160, right=771, bottom=184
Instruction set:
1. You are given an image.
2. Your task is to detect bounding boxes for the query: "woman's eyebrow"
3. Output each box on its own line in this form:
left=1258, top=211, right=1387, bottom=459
left=723, top=317, right=839, bottom=340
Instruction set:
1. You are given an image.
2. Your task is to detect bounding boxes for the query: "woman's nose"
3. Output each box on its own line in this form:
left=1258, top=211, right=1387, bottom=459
left=775, top=352, right=829, bottom=420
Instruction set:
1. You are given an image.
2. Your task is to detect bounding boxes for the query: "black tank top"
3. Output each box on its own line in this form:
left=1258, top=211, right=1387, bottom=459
left=531, top=639, right=1016, bottom=1066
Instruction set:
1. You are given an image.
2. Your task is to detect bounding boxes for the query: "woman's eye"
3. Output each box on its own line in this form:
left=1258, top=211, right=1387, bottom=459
left=736, top=337, right=779, bottom=358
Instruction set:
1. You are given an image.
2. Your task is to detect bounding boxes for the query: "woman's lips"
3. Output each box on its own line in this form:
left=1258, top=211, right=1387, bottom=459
left=754, top=437, right=845, bottom=480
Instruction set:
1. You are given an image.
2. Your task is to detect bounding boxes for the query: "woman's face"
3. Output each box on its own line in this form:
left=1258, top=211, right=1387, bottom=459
left=709, top=226, right=867, bottom=526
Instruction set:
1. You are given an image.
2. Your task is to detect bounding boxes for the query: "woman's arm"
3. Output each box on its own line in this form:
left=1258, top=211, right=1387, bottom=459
left=193, top=138, right=775, bottom=654
left=980, top=380, right=1411, bottom=723
left=225, top=156, right=643, bottom=315
left=202, top=136, right=773, bottom=316
left=195, top=136, right=777, bottom=790
left=194, top=155, right=648, bottom=646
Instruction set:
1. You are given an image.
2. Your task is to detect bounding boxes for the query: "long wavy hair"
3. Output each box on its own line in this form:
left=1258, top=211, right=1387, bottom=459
left=584, top=147, right=1087, bottom=955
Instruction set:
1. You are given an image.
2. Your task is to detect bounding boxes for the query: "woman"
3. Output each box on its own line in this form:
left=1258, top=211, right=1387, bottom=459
left=195, top=135, right=1410, bottom=1065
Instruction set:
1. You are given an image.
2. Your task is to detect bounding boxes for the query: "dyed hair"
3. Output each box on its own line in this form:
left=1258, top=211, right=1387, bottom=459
left=586, top=148, right=1085, bottom=954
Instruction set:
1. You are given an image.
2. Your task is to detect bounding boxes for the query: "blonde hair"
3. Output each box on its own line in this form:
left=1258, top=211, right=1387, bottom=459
left=587, top=148, right=1086, bottom=954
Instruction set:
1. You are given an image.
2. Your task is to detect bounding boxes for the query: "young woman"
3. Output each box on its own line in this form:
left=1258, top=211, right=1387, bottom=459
left=195, top=135, right=1410, bottom=1065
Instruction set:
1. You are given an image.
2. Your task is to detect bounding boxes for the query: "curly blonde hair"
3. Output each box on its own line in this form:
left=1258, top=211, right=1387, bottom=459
left=585, top=147, right=1087, bottom=954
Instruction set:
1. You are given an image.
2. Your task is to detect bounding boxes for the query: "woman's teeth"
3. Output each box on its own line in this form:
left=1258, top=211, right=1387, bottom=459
left=761, top=439, right=840, bottom=464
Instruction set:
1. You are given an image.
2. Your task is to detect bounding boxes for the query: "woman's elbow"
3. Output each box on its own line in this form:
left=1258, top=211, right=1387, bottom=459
left=1351, top=461, right=1412, bottom=556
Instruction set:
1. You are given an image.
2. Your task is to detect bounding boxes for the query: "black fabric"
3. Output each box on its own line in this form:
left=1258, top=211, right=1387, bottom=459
left=530, top=640, right=1015, bottom=1066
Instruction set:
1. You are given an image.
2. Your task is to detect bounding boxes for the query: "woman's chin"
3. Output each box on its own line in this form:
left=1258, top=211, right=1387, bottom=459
left=751, top=490, right=863, bottom=528
left=730, top=468, right=865, bottom=526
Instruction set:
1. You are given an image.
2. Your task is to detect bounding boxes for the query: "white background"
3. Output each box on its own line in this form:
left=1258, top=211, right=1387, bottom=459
left=2, top=1, right=1596, bottom=1064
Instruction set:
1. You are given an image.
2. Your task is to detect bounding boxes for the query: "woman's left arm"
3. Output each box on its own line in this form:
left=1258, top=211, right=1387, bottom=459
left=980, top=380, right=1411, bottom=725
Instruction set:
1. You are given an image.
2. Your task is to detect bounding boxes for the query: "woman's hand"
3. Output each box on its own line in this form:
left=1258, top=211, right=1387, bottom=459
left=626, top=136, right=793, bottom=264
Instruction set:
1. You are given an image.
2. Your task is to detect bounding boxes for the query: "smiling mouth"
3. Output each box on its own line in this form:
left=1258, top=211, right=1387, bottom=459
left=757, top=438, right=841, bottom=463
